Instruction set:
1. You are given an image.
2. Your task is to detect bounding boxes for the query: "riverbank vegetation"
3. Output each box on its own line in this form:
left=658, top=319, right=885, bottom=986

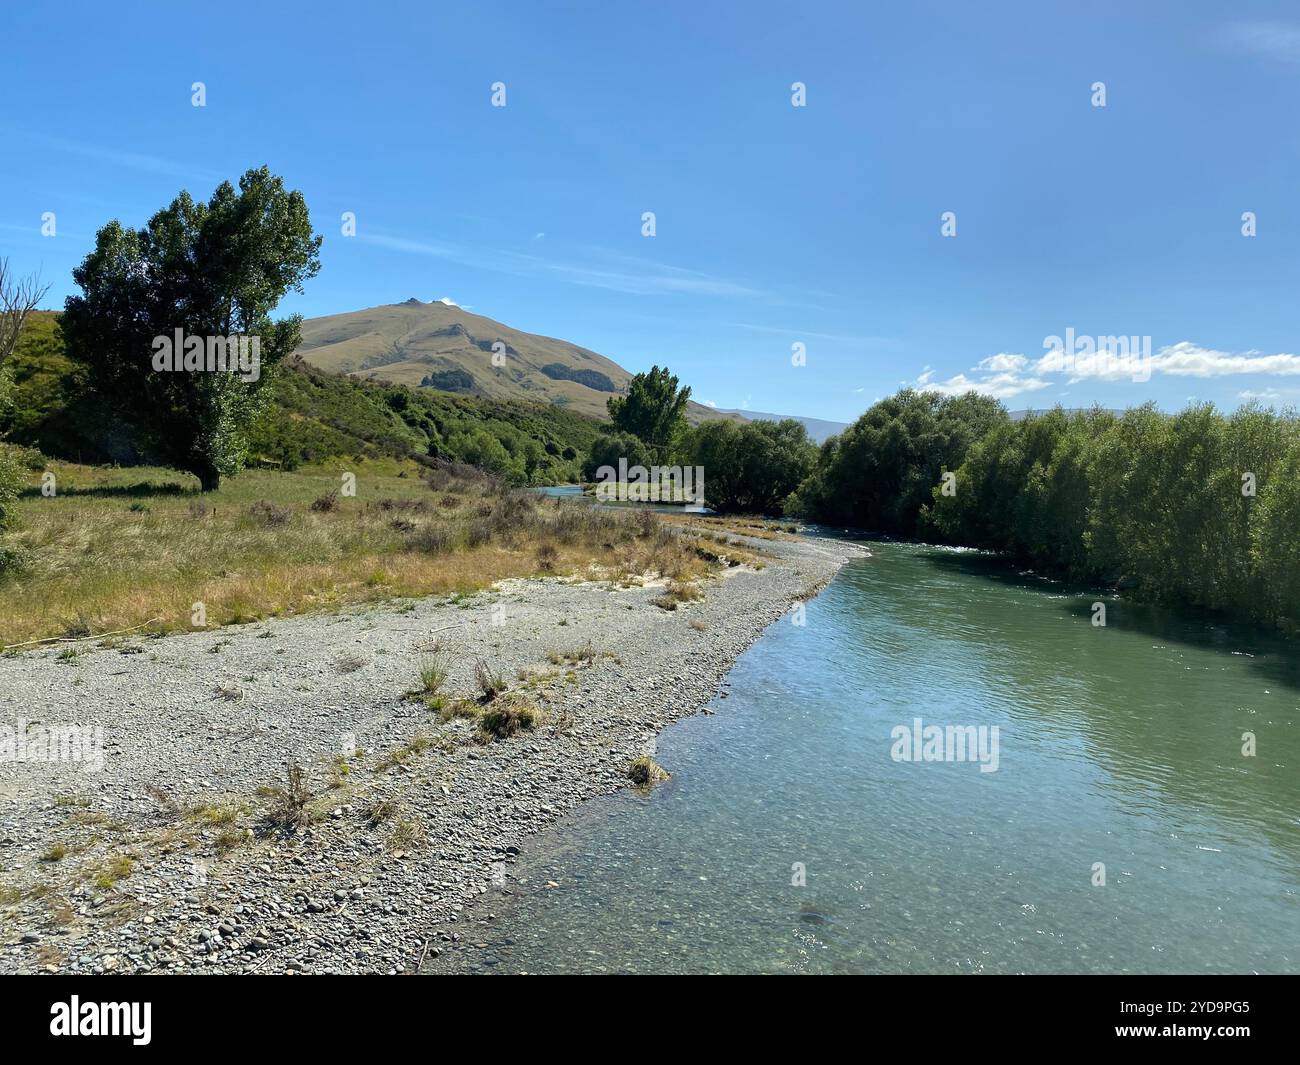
left=0, top=459, right=724, bottom=647
left=788, top=390, right=1300, bottom=628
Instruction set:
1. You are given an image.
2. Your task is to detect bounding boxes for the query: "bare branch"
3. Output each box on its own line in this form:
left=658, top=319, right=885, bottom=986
left=0, top=257, right=52, bottom=368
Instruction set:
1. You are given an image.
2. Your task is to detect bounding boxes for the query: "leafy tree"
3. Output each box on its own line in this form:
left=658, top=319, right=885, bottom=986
left=61, top=167, right=322, bottom=490
left=1252, top=434, right=1300, bottom=623
left=607, top=365, right=691, bottom=459
left=680, top=418, right=816, bottom=513
left=789, top=389, right=1007, bottom=532
left=582, top=429, right=653, bottom=481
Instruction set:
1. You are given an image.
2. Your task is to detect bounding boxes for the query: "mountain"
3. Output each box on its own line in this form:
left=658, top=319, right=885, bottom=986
left=295, top=299, right=733, bottom=425
left=714, top=407, right=849, bottom=445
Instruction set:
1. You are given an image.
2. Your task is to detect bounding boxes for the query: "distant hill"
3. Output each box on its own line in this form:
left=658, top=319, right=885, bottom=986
left=715, top=407, right=849, bottom=444
left=296, top=299, right=733, bottom=426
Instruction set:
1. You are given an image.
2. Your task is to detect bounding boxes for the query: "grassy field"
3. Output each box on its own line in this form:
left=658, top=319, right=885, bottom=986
left=0, top=455, right=727, bottom=648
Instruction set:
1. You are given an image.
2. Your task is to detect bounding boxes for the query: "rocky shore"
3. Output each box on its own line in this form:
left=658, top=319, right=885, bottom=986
left=0, top=529, right=865, bottom=975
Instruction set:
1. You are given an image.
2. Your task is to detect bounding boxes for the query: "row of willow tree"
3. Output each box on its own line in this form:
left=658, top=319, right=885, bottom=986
left=787, top=389, right=1300, bottom=627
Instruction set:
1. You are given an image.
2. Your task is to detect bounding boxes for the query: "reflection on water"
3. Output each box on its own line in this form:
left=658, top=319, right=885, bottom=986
left=431, top=543, right=1300, bottom=975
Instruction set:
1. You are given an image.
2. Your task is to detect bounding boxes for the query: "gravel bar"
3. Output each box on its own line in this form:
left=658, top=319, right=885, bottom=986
left=0, top=530, right=865, bottom=975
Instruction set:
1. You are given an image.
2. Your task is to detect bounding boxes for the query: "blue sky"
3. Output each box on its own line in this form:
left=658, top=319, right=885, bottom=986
left=2, top=0, right=1298, bottom=423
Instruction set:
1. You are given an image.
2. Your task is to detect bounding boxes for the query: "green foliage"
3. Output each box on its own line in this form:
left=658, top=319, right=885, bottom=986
left=420, top=368, right=475, bottom=391
left=582, top=429, right=654, bottom=480
left=606, top=365, right=691, bottom=459
left=0, top=447, right=21, bottom=571
left=250, top=364, right=601, bottom=483
left=678, top=418, right=816, bottom=513
left=60, top=167, right=323, bottom=490
left=798, top=388, right=1300, bottom=626
left=787, top=389, right=1007, bottom=531
left=8, top=312, right=603, bottom=486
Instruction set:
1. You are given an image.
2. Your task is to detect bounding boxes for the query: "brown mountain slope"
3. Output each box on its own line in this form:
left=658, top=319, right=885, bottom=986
left=295, top=299, right=733, bottom=424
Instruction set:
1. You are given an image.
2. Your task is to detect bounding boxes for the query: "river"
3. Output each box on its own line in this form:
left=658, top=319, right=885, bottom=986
left=431, top=540, right=1300, bottom=974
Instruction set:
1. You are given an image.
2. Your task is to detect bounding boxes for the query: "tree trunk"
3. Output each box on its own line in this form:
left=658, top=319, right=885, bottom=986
left=197, top=467, right=221, bottom=493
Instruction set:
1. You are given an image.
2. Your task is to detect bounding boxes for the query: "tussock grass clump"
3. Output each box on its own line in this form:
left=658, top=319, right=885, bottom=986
left=535, top=542, right=559, bottom=571
left=416, top=646, right=452, bottom=696
left=310, top=489, right=340, bottom=512
left=407, top=523, right=454, bottom=554
left=628, top=755, right=670, bottom=787
left=189, top=802, right=242, bottom=827
left=247, top=500, right=292, bottom=527
left=93, top=853, right=136, bottom=889
left=653, top=580, right=704, bottom=611
left=375, top=732, right=444, bottom=770
left=546, top=642, right=599, bottom=666
left=364, top=798, right=398, bottom=826
left=214, top=828, right=246, bottom=854
left=41, top=843, right=67, bottom=862
left=388, top=817, right=425, bottom=853
left=257, top=760, right=313, bottom=832
left=477, top=693, right=544, bottom=741
left=474, top=659, right=508, bottom=702
left=438, top=698, right=481, bottom=723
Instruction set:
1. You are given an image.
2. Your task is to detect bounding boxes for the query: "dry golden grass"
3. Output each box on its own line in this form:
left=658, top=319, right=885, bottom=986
left=0, top=458, right=721, bottom=647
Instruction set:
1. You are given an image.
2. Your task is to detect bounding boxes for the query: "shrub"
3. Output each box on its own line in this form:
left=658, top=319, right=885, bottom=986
left=474, top=659, right=508, bottom=701
left=628, top=755, right=669, bottom=787
left=248, top=500, right=292, bottom=527
left=0, top=448, right=22, bottom=575
left=257, top=760, right=312, bottom=832
left=478, top=694, right=544, bottom=740
left=408, top=523, right=453, bottom=553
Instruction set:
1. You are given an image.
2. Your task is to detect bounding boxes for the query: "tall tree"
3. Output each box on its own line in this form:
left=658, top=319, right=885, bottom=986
left=607, top=365, right=691, bottom=460
left=61, top=167, right=322, bottom=490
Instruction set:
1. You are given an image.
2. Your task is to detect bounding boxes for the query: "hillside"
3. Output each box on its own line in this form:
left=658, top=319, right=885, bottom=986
left=2, top=311, right=603, bottom=484
left=296, top=299, right=732, bottom=425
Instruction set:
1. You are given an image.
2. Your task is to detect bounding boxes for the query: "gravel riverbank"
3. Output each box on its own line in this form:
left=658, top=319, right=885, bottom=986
left=0, top=529, right=865, bottom=975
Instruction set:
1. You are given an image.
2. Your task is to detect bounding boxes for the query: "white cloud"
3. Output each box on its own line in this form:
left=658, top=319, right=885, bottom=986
left=977, top=353, right=1028, bottom=373
left=1146, top=341, right=1300, bottom=378
left=918, top=369, right=1050, bottom=400
left=923, top=340, right=1300, bottom=401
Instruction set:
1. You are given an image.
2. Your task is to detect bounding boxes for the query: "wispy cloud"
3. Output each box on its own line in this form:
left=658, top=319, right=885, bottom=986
left=1221, top=21, right=1300, bottom=63
left=358, top=227, right=767, bottom=300
left=21, top=132, right=224, bottom=183
left=356, top=232, right=461, bottom=258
